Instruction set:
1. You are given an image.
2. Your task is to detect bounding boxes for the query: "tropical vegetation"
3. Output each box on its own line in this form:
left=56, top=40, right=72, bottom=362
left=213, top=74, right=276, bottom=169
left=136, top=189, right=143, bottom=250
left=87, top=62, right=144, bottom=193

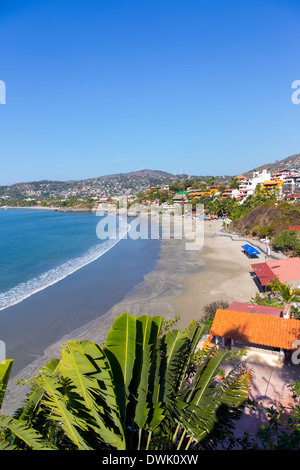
left=250, top=279, right=300, bottom=319
left=0, top=313, right=252, bottom=450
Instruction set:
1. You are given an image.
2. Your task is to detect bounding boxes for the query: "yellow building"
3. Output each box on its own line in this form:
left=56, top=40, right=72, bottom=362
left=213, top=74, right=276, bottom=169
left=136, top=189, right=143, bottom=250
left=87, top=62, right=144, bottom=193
left=261, top=178, right=283, bottom=190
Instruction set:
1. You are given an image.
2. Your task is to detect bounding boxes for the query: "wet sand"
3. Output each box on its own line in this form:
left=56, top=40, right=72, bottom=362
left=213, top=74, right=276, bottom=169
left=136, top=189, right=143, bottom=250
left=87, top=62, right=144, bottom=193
left=2, top=217, right=263, bottom=415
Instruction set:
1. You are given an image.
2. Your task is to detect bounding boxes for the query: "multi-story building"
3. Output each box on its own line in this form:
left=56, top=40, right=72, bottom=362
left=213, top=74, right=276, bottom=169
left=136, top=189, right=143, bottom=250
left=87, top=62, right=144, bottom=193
left=239, top=169, right=271, bottom=193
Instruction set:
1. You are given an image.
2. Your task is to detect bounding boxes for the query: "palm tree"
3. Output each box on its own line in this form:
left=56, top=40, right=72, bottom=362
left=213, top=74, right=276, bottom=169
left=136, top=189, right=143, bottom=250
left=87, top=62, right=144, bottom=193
left=0, top=313, right=252, bottom=450
left=268, top=279, right=300, bottom=304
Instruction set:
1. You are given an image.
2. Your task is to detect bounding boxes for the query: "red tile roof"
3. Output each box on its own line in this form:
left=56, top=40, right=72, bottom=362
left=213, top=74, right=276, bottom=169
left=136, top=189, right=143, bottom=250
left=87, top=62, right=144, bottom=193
left=251, top=258, right=300, bottom=285
left=228, top=302, right=283, bottom=317
left=210, top=309, right=300, bottom=349
left=251, top=262, right=276, bottom=286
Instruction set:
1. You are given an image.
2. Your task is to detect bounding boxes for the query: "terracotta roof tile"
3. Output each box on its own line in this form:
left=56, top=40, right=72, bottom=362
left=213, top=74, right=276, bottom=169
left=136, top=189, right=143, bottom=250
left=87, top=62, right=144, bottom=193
left=210, top=309, right=300, bottom=350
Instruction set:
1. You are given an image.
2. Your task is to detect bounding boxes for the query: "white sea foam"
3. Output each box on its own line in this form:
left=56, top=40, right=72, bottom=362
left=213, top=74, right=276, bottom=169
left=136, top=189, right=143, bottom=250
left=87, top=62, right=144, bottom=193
left=0, top=225, right=130, bottom=311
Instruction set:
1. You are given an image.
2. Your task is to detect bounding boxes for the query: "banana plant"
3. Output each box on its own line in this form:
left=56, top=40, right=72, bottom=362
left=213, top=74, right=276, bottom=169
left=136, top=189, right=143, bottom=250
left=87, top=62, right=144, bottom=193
left=0, top=313, right=252, bottom=450
left=0, top=359, right=56, bottom=450
left=0, top=359, right=13, bottom=411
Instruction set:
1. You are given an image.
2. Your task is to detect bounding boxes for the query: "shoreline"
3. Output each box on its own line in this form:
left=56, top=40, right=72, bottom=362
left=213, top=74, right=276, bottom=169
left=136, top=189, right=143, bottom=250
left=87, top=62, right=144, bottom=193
left=1, top=218, right=263, bottom=415
left=0, top=205, right=97, bottom=213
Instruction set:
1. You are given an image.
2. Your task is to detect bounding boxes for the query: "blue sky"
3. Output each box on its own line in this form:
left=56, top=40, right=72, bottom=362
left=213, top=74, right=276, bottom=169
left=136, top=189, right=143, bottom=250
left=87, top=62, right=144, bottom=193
left=1, top=0, right=300, bottom=184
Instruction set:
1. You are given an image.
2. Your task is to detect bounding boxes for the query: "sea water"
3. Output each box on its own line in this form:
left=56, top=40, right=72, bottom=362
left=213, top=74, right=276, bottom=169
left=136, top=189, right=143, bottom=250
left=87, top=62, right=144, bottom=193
left=0, top=208, right=159, bottom=311
left=0, top=207, right=163, bottom=378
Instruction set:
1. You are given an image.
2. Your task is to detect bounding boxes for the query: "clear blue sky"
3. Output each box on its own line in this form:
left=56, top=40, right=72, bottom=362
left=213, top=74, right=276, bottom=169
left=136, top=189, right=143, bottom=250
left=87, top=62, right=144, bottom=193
left=1, top=0, right=300, bottom=184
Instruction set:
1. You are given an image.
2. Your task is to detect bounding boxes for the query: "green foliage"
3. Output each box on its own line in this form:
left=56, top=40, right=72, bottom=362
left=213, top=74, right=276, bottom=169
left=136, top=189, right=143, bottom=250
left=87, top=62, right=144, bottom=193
left=0, top=313, right=251, bottom=450
left=251, top=224, right=274, bottom=238
left=273, top=229, right=300, bottom=254
left=229, top=177, right=240, bottom=189
left=169, top=181, right=183, bottom=192
left=0, top=360, right=13, bottom=411
left=240, top=385, right=300, bottom=450
left=201, top=301, right=230, bottom=328
left=250, top=280, right=300, bottom=319
left=232, top=201, right=300, bottom=239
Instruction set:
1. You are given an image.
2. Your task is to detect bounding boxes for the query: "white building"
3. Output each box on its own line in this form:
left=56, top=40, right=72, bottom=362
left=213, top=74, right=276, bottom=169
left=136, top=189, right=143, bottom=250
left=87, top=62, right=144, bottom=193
left=281, top=173, right=300, bottom=195
left=239, top=169, right=271, bottom=193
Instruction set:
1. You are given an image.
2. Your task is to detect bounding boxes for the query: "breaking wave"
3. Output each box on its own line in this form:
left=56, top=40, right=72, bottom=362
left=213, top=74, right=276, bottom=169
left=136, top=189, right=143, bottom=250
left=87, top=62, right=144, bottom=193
left=0, top=226, right=130, bottom=311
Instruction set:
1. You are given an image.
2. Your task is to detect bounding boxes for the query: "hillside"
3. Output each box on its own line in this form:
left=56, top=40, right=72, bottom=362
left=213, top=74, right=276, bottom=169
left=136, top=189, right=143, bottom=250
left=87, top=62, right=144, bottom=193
left=0, top=169, right=233, bottom=202
left=1, top=151, right=299, bottom=202
left=241, top=153, right=300, bottom=178
left=0, top=170, right=193, bottom=201
left=232, top=200, right=300, bottom=237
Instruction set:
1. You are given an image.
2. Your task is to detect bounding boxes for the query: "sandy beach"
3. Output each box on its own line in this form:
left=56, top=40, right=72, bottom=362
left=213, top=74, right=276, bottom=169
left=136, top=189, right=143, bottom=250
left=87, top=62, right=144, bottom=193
left=169, top=218, right=263, bottom=330
left=2, top=216, right=265, bottom=416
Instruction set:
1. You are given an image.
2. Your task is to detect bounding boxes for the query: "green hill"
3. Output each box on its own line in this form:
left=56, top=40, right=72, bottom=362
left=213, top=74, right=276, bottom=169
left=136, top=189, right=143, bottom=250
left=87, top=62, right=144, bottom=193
left=232, top=200, right=300, bottom=237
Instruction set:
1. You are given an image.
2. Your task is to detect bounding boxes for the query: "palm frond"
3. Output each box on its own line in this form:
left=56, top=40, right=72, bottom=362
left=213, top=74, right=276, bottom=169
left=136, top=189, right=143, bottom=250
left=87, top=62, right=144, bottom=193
left=0, top=415, right=55, bottom=450
left=39, top=374, right=91, bottom=450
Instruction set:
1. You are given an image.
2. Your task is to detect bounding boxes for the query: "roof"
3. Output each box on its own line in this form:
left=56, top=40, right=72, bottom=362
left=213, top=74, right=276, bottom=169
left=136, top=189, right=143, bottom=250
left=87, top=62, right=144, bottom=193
left=172, top=193, right=187, bottom=200
left=242, top=244, right=260, bottom=256
left=267, top=258, right=300, bottom=284
left=251, top=262, right=276, bottom=286
left=263, top=180, right=278, bottom=185
left=228, top=302, right=283, bottom=317
left=210, top=309, right=300, bottom=350
left=289, top=226, right=300, bottom=231
left=251, top=258, right=300, bottom=286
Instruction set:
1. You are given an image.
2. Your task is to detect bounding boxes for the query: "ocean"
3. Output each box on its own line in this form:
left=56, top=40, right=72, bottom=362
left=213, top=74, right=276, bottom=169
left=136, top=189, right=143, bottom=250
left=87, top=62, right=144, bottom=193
left=0, top=208, right=130, bottom=310
left=0, top=208, right=162, bottom=374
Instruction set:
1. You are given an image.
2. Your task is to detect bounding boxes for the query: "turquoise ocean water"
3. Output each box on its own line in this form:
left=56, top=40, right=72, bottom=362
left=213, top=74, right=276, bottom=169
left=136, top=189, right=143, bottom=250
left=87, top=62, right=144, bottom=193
left=0, top=208, right=158, bottom=311
left=0, top=208, right=162, bottom=376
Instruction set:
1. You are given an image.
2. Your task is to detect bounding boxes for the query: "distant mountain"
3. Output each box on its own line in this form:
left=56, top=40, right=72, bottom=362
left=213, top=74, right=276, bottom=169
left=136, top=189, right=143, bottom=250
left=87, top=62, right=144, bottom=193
left=0, top=169, right=196, bottom=201
left=2, top=152, right=299, bottom=203
left=241, top=153, right=300, bottom=178
left=95, top=169, right=174, bottom=180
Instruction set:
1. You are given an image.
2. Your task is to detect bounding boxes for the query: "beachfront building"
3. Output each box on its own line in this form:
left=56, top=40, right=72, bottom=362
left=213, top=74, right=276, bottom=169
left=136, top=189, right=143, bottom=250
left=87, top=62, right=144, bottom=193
left=208, top=303, right=300, bottom=367
left=251, top=257, right=300, bottom=291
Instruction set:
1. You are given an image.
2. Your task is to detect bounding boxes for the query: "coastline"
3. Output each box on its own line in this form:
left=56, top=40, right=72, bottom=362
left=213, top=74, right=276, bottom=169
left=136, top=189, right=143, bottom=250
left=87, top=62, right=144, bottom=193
left=1, top=217, right=262, bottom=416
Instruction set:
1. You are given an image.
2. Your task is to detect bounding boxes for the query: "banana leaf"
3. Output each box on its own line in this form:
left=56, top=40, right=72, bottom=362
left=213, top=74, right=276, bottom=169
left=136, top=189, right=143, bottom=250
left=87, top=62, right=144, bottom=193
left=0, top=360, right=13, bottom=411
left=129, top=315, right=163, bottom=429
left=59, top=340, right=125, bottom=449
left=0, top=415, right=55, bottom=450
left=39, top=374, right=91, bottom=450
left=104, top=313, right=137, bottom=422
